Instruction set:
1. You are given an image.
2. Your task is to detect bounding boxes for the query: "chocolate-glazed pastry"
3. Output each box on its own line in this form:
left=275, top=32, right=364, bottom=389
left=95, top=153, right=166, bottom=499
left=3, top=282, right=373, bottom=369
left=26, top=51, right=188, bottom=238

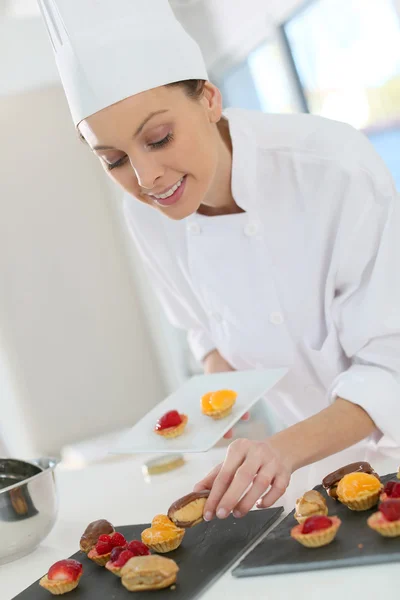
left=80, top=519, right=115, bottom=553
left=168, top=491, right=210, bottom=528
left=322, top=462, right=379, bottom=499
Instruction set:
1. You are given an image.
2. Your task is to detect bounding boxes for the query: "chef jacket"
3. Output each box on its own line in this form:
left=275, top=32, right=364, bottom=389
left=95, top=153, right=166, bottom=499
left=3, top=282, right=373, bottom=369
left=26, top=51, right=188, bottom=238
left=123, top=108, right=400, bottom=444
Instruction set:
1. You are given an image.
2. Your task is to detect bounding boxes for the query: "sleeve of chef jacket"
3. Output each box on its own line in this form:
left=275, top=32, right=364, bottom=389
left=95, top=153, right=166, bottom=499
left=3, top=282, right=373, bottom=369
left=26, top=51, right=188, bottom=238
left=328, top=152, right=400, bottom=443
left=122, top=206, right=216, bottom=364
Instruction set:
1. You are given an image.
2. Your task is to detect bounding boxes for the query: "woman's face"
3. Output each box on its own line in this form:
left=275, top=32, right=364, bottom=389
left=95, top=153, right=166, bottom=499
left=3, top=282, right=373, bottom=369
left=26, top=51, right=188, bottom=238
left=79, top=82, right=223, bottom=220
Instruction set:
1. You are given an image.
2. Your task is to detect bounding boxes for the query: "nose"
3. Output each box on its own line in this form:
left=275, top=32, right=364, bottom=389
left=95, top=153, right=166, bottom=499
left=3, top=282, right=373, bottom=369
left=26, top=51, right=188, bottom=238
left=129, top=154, right=164, bottom=192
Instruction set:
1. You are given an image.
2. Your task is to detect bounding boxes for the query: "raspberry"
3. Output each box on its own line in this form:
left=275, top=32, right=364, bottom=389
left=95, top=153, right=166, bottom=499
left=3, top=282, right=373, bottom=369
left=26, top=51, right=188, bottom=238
left=113, top=549, right=134, bottom=568
left=126, top=540, right=150, bottom=556
left=110, top=532, right=126, bottom=548
left=383, top=481, right=400, bottom=498
left=48, top=560, right=82, bottom=582
left=95, top=540, right=112, bottom=555
left=379, top=499, right=400, bottom=522
left=109, top=547, right=125, bottom=563
left=155, top=410, right=182, bottom=431
left=302, top=515, right=332, bottom=534
left=98, top=534, right=111, bottom=543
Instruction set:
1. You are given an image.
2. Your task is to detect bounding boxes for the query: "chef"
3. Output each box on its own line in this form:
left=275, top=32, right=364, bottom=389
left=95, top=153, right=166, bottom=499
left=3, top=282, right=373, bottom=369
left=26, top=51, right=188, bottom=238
left=39, top=0, right=400, bottom=522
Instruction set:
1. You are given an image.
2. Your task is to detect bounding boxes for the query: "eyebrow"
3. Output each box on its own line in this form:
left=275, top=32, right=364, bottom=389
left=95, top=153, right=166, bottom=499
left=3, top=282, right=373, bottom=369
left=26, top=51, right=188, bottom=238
left=92, top=109, right=169, bottom=151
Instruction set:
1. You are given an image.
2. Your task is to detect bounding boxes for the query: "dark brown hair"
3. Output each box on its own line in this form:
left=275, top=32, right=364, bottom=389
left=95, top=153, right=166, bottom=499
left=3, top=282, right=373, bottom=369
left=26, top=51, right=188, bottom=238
left=167, top=79, right=206, bottom=100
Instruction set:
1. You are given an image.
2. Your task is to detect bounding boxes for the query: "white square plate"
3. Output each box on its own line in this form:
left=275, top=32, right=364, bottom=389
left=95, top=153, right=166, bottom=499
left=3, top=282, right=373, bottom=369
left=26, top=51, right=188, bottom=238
left=111, top=368, right=288, bottom=454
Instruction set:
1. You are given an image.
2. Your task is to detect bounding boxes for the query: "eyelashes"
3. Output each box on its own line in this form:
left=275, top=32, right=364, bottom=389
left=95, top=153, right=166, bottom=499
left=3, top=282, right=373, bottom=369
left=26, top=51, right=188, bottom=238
left=107, top=132, right=174, bottom=171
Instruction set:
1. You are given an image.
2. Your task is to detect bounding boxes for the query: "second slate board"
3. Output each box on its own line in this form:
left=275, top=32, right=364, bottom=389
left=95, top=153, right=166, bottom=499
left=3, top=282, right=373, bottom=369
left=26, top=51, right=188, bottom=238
left=233, top=472, right=400, bottom=577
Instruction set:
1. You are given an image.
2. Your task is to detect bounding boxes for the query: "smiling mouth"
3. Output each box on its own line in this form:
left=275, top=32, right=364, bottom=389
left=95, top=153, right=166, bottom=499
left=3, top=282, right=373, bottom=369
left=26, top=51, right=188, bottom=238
left=148, top=176, right=185, bottom=200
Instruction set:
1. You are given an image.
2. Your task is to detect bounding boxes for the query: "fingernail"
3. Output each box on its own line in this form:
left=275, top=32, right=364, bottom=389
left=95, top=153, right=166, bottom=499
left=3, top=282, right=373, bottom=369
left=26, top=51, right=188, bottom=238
left=233, top=510, right=242, bottom=518
left=204, top=511, right=213, bottom=522
left=217, top=508, right=227, bottom=519
left=256, top=502, right=262, bottom=509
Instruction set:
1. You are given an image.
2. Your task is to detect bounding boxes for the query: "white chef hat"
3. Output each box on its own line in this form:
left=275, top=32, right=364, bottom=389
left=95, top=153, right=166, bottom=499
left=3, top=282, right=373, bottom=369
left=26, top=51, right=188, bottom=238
left=37, top=0, right=208, bottom=126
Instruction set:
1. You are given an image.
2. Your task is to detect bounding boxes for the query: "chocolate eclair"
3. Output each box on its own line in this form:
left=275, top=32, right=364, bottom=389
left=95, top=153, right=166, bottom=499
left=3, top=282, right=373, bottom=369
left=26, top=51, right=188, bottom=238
left=79, top=519, right=115, bottom=553
left=322, top=462, right=379, bottom=499
left=168, top=490, right=210, bottom=528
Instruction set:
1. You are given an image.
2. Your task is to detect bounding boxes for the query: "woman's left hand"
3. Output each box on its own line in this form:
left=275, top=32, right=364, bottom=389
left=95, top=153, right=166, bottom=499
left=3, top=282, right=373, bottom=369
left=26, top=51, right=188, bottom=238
left=193, top=438, right=292, bottom=521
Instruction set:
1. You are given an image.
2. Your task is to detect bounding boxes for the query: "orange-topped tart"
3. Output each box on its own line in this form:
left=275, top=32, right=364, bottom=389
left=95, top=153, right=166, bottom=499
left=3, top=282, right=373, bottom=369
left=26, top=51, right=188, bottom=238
left=368, top=499, right=400, bottom=537
left=154, top=410, right=188, bottom=439
left=201, top=389, right=237, bottom=420
left=141, top=515, right=185, bottom=553
left=291, top=515, right=341, bottom=548
left=337, top=472, right=383, bottom=511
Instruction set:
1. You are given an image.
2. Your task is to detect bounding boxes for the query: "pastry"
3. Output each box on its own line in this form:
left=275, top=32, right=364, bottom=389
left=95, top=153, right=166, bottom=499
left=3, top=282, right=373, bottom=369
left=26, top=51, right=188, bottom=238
left=106, top=543, right=150, bottom=577
left=201, top=389, right=237, bottom=420
left=397, top=467, right=400, bottom=480
left=322, top=462, right=379, bottom=500
left=141, top=514, right=185, bottom=553
left=294, top=490, right=328, bottom=524
left=79, top=519, right=115, bottom=553
left=291, top=515, right=341, bottom=548
left=121, top=555, right=179, bottom=592
left=39, top=559, right=83, bottom=595
left=87, top=532, right=127, bottom=566
left=154, top=410, right=188, bottom=439
left=368, top=499, right=400, bottom=537
left=168, top=490, right=210, bottom=527
left=337, top=472, right=383, bottom=511
left=380, top=480, right=400, bottom=502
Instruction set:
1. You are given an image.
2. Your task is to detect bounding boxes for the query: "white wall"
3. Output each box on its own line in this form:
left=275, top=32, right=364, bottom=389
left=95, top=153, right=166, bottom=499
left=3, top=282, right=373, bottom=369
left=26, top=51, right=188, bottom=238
left=0, top=85, right=167, bottom=457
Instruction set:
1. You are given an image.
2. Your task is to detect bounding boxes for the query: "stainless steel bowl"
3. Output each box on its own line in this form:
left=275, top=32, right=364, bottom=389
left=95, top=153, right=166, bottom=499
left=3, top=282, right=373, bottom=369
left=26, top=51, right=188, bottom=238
left=0, top=457, right=58, bottom=565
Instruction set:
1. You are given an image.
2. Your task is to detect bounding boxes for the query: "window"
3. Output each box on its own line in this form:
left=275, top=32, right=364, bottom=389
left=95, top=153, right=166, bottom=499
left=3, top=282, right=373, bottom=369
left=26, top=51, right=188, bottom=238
left=283, top=0, right=400, bottom=187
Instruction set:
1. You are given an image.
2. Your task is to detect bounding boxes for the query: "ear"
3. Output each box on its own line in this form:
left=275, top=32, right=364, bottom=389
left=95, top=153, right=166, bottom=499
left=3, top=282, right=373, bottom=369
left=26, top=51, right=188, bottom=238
left=202, top=82, right=223, bottom=123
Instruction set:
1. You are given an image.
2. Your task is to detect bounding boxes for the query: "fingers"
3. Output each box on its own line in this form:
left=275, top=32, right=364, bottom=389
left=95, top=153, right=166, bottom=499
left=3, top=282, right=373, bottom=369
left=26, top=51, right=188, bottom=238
left=223, top=429, right=233, bottom=439
left=203, top=439, right=250, bottom=521
left=216, top=455, right=261, bottom=518
left=241, top=412, right=250, bottom=421
left=256, top=473, right=289, bottom=509
left=193, top=463, right=222, bottom=493
left=232, top=463, right=276, bottom=518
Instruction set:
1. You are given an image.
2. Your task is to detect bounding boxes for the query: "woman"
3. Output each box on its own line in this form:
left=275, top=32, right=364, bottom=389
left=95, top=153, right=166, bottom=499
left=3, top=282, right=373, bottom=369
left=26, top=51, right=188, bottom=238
left=39, top=0, right=400, bottom=522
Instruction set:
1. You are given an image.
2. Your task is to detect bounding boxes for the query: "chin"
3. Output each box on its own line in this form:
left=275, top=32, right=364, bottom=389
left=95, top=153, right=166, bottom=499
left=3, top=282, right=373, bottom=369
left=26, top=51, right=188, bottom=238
left=157, top=197, right=201, bottom=221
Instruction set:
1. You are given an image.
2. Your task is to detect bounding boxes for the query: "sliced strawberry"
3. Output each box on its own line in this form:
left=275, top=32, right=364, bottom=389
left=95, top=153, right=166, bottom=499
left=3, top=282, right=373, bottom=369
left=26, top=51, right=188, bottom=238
left=48, top=559, right=82, bottom=582
left=126, top=540, right=151, bottom=556
left=113, top=549, right=134, bottom=568
left=302, top=515, right=332, bottom=534
left=155, top=410, right=182, bottom=431
left=379, top=499, right=400, bottom=522
left=110, top=532, right=126, bottom=548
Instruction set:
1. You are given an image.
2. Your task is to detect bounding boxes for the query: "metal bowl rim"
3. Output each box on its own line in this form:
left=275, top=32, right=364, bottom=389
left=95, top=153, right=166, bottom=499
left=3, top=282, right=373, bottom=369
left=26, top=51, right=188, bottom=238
left=0, top=457, right=59, bottom=495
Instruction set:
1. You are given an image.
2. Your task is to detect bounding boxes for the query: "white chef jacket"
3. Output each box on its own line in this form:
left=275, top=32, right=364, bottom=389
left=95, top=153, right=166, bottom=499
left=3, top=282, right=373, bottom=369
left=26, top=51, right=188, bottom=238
left=123, top=108, right=400, bottom=444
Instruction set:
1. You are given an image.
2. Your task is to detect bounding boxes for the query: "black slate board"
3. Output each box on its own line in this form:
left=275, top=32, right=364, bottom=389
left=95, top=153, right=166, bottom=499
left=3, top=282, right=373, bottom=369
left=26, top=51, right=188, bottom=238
left=233, top=472, right=400, bottom=577
left=14, top=507, right=282, bottom=600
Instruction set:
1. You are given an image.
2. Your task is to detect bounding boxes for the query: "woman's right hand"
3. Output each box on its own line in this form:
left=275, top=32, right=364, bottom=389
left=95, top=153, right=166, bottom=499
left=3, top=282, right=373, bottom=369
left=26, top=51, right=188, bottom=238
left=202, top=349, right=249, bottom=438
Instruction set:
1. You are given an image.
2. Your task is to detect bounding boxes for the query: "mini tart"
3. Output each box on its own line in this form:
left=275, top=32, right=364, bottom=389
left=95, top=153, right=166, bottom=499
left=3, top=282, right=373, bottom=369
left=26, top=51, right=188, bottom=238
left=155, top=414, right=188, bottom=439
left=380, top=480, right=400, bottom=503
left=337, top=472, right=383, bottom=511
left=141, top=514, right=185, bottom=553
left=168, top=490, right=210, bottom=528
left=79, top=519, right=114, bottom=553
left=87, top=532, right=124, bottom=566
left=39, top=575, right=82, bottom=596
left=121, top=556, right=179, bottom=592
left=291, top=516, right=341, bottom=548
left=294, top=490, right=328, bottom=525
left=367, top=511, right=400, bottom=537
left=201, top=389, right=237, bottom=420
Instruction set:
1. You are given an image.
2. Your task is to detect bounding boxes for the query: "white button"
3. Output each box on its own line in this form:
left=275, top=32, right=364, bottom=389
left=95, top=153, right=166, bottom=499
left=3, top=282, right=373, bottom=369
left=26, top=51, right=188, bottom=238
left=269, top=312, right=284, bottom=325
left=187, top=222, right=201, bottom=235
left=244, top=223, right=259, bottom=237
